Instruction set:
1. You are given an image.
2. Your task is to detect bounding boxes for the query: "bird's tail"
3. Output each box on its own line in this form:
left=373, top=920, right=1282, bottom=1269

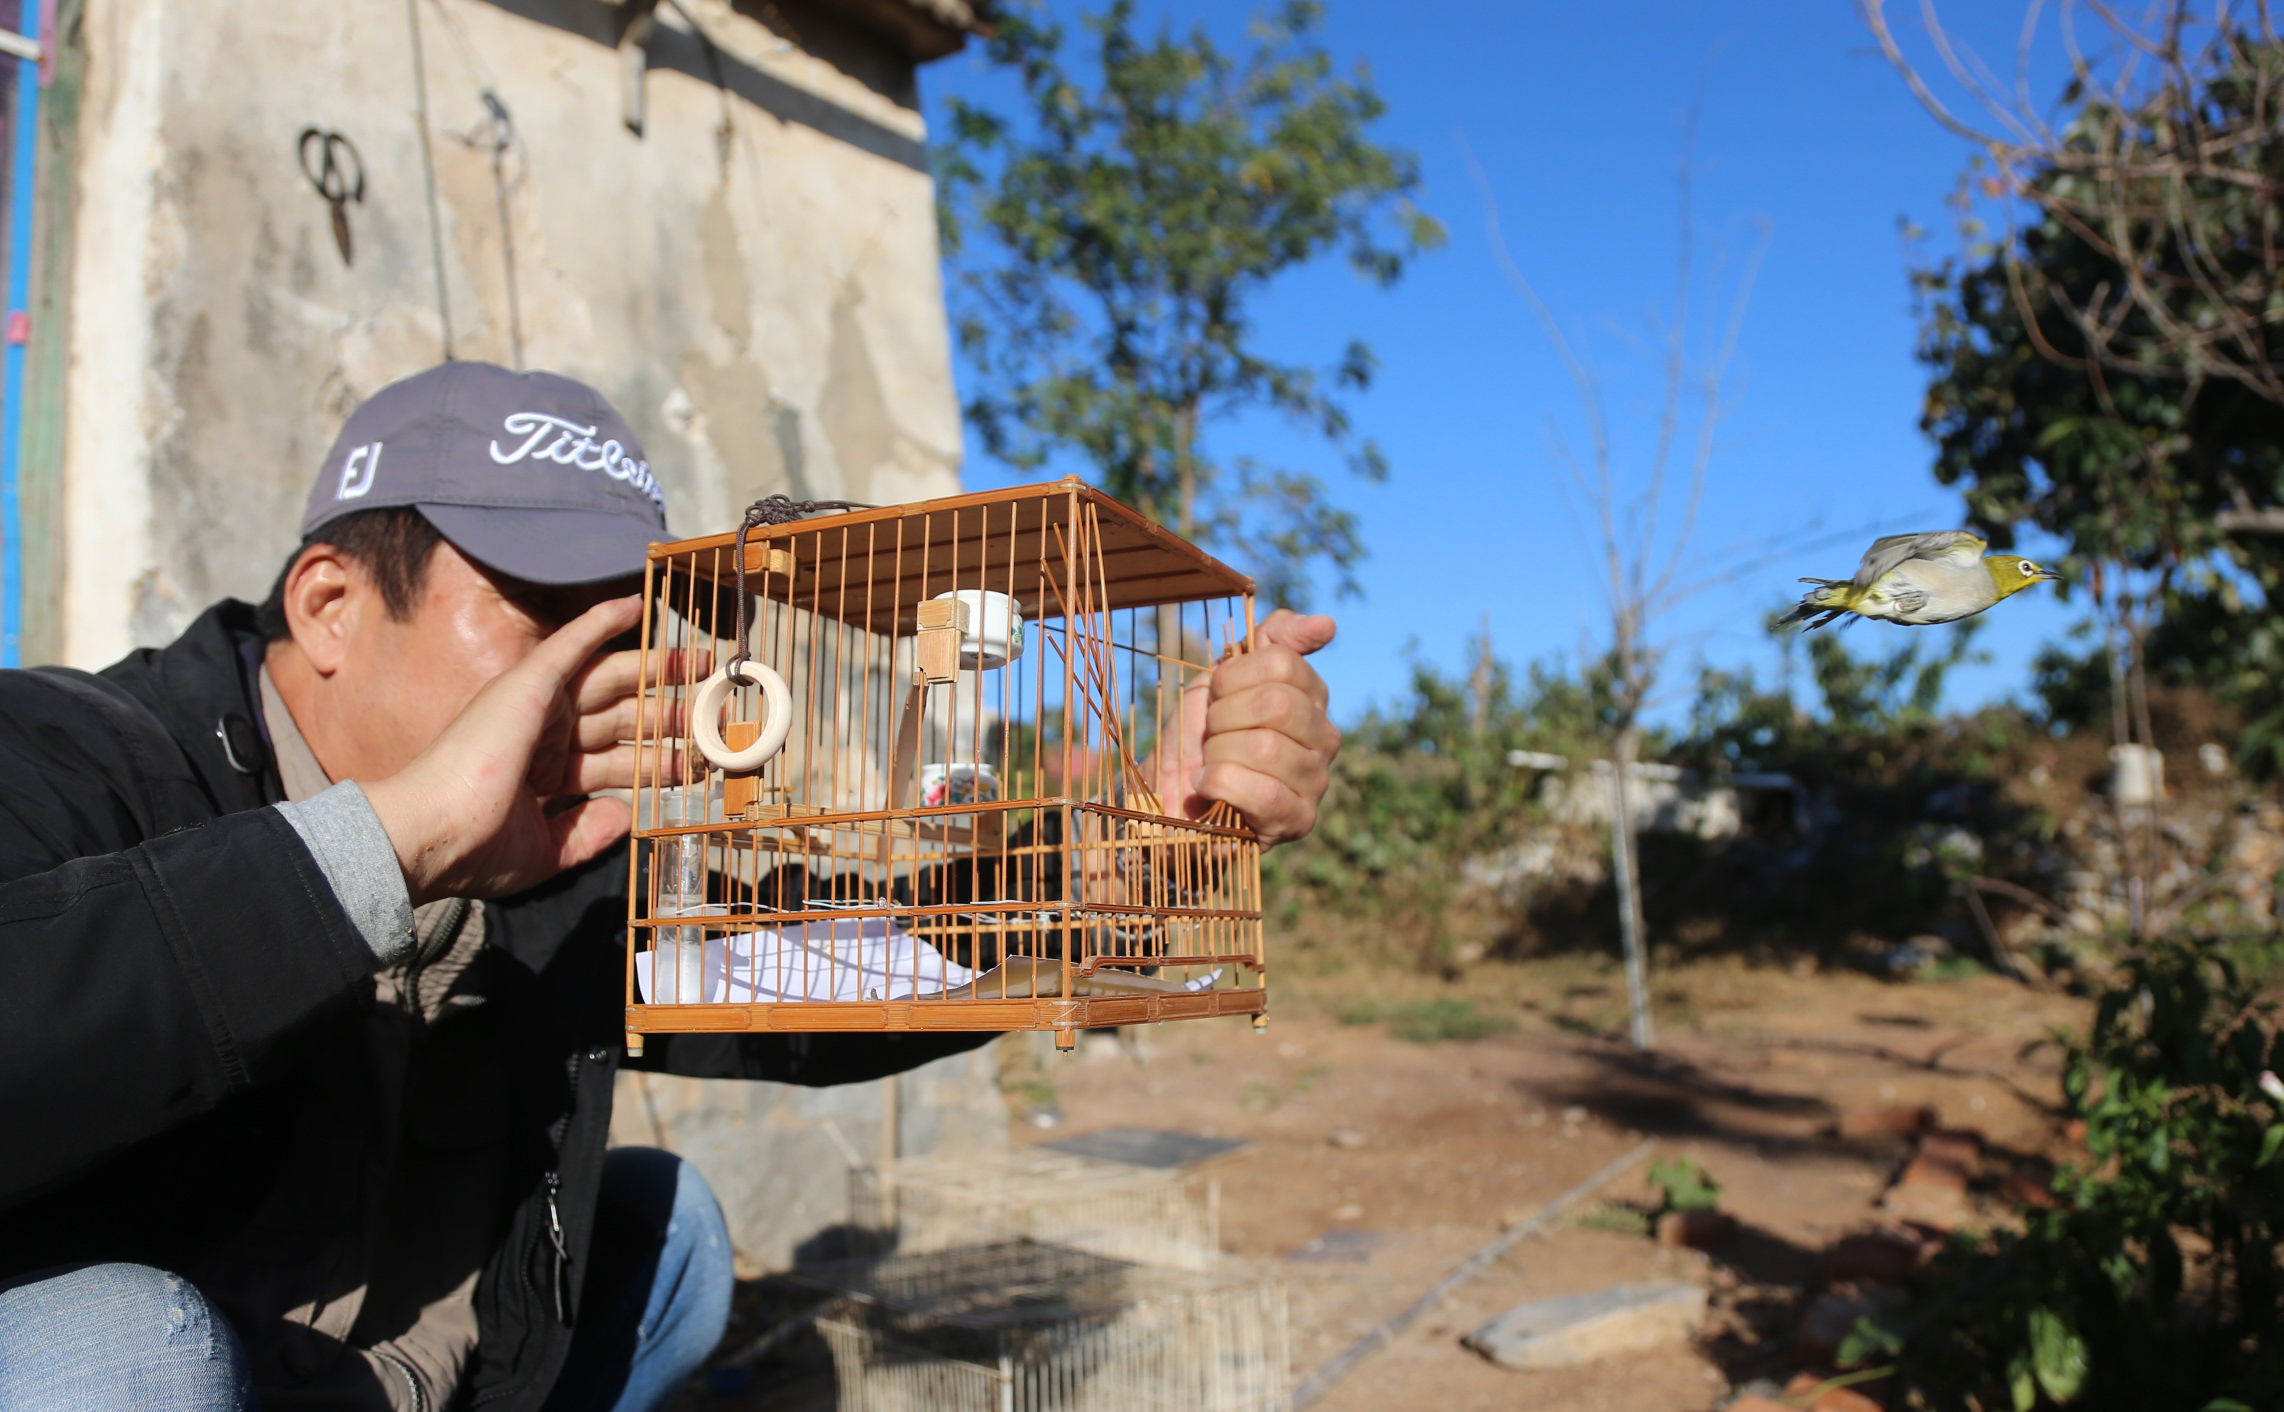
left=1779, top=577, right=1854, bottom=630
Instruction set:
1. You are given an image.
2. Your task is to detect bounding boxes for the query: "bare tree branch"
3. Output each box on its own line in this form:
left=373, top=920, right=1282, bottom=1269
left=1460, top=75, right=1764, bottom=1049
left=1865, top=0, right=2284, bottom=404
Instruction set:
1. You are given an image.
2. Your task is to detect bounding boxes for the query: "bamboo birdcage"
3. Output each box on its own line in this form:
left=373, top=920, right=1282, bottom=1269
left=801, top=1242, right=1290, bottom=1412
left=623, top=479, right=1268, bottom=1053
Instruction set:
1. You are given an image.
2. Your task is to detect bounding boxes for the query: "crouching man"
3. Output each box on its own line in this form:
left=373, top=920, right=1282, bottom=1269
left=0, top=362, right=1339, bottom=1411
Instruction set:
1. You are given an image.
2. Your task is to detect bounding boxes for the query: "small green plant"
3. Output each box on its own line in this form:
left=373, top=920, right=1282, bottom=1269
left=1571, top=1202, right=1651, bottom=1235
left=1241, top=1064, right=1333, bottom=1111
left=1646, top=1157, right=1721, bottom=1215
left=1337, top=997, right=1513, bottom=1043
left=1920, top=954, right=1994, bottom=983
left=1002, top=1079, right=1058, bottom=1116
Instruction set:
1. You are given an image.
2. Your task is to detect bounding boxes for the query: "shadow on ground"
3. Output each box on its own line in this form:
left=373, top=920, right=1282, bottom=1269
left=1515, top=1043, right=1842, bottom=1160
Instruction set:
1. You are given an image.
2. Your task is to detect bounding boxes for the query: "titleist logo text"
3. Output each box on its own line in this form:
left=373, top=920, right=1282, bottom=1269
left=489, top=412, right=663, bottom=504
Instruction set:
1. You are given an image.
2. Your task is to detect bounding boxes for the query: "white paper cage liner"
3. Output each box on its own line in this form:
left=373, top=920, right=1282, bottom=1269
left=635, top=916, right=1225, bottom=1005
left=636, top=916, right=975, bottom=1004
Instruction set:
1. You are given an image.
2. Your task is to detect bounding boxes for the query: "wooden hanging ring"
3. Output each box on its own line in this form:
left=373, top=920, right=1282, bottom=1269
left=690, top=660, right=794, bottom=773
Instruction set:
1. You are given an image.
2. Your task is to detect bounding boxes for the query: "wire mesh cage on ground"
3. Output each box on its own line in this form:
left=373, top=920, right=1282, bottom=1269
left=849, top=1150, right=1221, bottom=1271
left=799, top=1241, right=1289, bottom=1412
left=623, top=479, right=1268, bottom=1051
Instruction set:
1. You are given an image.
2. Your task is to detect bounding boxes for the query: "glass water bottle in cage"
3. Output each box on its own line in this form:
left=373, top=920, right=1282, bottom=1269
left=646, top=782, right=721, bottom=1004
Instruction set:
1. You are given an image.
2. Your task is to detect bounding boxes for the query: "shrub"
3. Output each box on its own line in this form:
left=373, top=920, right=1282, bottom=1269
left=1856, top=939, right=2284, bottom=1410
left=1647, top=1157, right=1722, bottom=1215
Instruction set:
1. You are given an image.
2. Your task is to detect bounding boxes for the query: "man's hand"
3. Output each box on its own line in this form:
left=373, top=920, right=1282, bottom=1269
left=364, top=597, right=657, bottom=904
left=1156, top=609, right=1340, bottom=848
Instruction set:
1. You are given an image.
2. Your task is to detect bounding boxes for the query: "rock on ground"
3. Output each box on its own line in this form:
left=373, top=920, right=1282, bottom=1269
left=1463, top=1281, right=1708, bottom=1370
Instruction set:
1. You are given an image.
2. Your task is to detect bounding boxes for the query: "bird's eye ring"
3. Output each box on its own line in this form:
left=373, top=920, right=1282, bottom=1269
left=2020, top=562, right=2036, bottom=575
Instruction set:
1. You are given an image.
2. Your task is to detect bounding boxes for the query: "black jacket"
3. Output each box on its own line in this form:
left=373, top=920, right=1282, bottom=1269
left=0, top=602, right=987, bottom=1408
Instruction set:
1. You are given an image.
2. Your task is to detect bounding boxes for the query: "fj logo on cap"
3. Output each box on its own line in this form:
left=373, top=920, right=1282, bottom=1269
left=490, top=411, right=663, bottom=505
left=337, top=442, right=383, bottom=500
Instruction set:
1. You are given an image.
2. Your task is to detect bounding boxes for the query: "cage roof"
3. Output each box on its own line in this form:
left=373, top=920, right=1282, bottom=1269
left=650, top=479, right=1253, bottom=633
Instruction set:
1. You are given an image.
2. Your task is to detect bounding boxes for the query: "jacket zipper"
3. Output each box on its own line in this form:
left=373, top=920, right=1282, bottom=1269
left=543, top=1169, right=572, bottom=1325
left=538, top=1046, right=589, bottom=1327
left=370, top=1349, right=430, bottom=1412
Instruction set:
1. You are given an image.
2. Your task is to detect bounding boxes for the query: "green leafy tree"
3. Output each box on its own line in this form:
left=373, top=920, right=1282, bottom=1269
left=1877, top=5, right=2284, bottom=941
left=1876, top=6, right=2284, bottom=784
left=936, top=0, right=1442, bottom=607
left=1909, top=190, right=2284, bottom=756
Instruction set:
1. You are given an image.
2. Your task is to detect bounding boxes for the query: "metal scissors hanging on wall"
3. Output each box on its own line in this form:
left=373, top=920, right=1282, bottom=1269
left=298, top=128, right=366, bottom=266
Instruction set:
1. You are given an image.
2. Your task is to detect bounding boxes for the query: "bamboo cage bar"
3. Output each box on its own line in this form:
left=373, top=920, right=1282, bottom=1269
left=623, top=479, right=1267, bottom=1051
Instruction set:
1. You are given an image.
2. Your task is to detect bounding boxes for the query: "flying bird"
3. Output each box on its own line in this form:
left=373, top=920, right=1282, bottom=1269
left=1782, top=530, right=2059, bottom=630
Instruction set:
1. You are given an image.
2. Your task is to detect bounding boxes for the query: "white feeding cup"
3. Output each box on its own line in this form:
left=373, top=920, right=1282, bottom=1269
left=936, top=589, right=1026, bottom=670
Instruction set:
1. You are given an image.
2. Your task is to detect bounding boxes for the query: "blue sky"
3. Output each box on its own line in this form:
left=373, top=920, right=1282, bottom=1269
left=921, top=1, right=2085, bottom=726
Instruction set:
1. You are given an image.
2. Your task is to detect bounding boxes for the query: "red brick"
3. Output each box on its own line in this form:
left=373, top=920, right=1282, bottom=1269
left=1825, top=1232, right=1918, bottom=1283
left=1915, top=1129, right=1984, bottom=1173
left=2000, top=1163, right=2058, bottom=1210
left=1897, top=1155, right=1969, bottom=1194
left=1655, top=1209, right=1738, bottom=1249
left=1879, top=1181, right=1973, bottom=1232
left=1837, top=1105, right=1933, bottom=1139
left=1784, top=1371, right=1887, bottom=1411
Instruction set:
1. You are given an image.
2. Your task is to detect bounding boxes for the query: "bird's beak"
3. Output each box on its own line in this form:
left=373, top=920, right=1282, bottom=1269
left=2035, top=569, right=2062, bottom=583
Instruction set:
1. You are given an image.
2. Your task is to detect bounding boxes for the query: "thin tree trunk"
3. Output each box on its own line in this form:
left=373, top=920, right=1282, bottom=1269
left=1611, top=722, right=1654, bottom=1051
left=2099, top=565, right=2147, bottom=938
left=1159, top=405, right=1202, bottom=775
left=2127, top=607, right=2163, bottom=937
left=1469, top=613, right=1494, bottom=736
left=1155, top=603, right=1186, bottom=805
left=1174, top=402, right=1199, bottom=539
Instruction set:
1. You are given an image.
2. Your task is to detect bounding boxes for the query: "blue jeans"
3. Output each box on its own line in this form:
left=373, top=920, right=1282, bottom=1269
left=544, top=1147, right=735, bottom=1412
left=0, top=1263, right=252, bottom=1410
left=0, top=1149, right=733, bottom=1412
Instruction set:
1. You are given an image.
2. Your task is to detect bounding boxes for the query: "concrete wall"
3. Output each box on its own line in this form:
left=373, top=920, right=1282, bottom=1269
left=611, top=1044, right=1011, bottom=1272
left=50, top=0, right=965, bottom=666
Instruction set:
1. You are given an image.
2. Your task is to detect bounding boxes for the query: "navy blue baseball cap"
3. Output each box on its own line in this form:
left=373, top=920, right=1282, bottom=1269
left=302, top=361, right=668, bottom=585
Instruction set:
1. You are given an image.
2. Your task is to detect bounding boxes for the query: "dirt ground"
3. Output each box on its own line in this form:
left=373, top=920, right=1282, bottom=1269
left=704, top=957, right=2088, bottom=1410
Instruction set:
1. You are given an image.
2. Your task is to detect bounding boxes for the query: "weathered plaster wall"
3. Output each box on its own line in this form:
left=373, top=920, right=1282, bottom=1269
left=56, top=0, right=964, bottom=666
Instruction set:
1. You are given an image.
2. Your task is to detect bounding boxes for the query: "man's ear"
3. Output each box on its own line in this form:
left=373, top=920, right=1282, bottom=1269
left=282, top=546, right=359, bottom=676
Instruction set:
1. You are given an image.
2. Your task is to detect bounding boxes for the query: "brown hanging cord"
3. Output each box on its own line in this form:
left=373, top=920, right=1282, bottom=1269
left=728, top=496, right=871, bottom=672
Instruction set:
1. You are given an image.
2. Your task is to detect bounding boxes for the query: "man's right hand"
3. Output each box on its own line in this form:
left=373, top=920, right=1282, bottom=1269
left=363, top=597, right=647, bottom=904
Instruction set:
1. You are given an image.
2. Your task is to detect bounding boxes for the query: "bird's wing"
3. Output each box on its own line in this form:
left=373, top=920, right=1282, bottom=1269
left=1853, top=530, right=1987, bottom=587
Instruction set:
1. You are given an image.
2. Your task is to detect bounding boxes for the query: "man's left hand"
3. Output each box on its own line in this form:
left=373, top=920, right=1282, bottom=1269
left=1155, top=609, right=1340, bottom=849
